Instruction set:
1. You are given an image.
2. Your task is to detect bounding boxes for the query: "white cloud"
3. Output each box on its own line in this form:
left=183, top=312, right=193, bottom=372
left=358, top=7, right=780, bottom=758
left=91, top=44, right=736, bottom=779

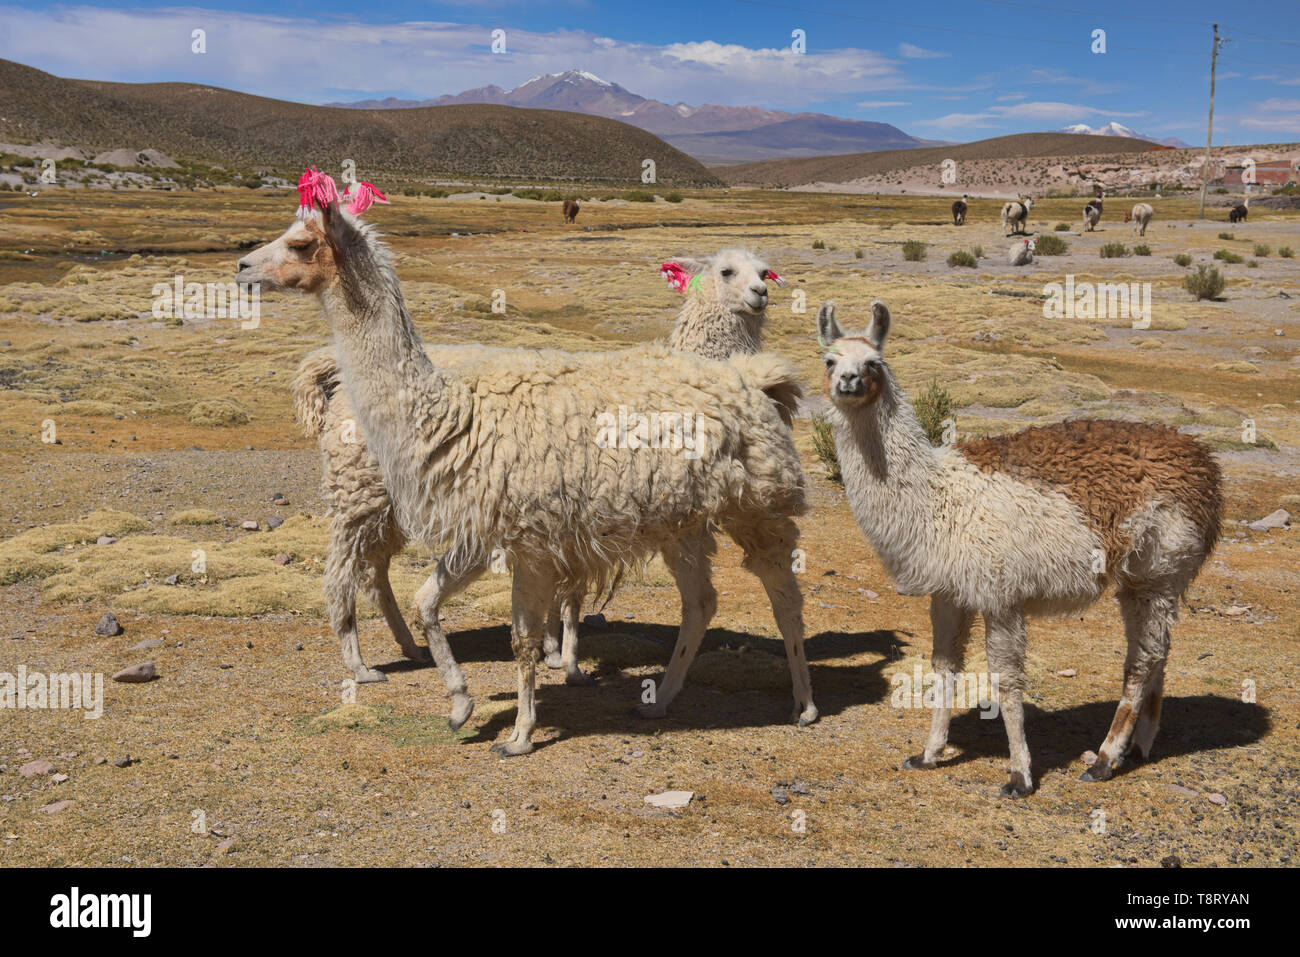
left=0, top=5, right=907, bottom=110
left=898, top=42, right=948, bottom=59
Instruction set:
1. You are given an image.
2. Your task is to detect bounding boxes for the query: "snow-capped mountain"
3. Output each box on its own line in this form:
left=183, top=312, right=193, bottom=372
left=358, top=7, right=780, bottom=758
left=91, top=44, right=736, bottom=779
left=327, top=70, right=932, bottom=164
left=1059, top=123, right=1191, bottom=149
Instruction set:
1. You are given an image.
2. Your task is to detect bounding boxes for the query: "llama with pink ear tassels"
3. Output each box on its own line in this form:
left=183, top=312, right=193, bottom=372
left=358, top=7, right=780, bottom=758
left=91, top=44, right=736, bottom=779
left=663, top=247, right=785, bottom=360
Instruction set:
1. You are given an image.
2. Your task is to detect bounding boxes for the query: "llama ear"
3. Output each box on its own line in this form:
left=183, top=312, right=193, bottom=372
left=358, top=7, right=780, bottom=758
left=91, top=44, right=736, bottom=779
left=816, top=301, right=843, bottom=346
left=675, top=257, right=707, bottom=275
left=865, top=300, right=891, bottom=351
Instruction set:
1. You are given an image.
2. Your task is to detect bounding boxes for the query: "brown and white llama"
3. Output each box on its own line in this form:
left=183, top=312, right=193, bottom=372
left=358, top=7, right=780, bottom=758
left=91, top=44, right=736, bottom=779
left=816, top=298, right=1222, bottom=796
left=952, top=194, right=968, bottom=226
left=1001, top=196, right=1034, bottom=236
left=237, top=170, right=816, bottom=755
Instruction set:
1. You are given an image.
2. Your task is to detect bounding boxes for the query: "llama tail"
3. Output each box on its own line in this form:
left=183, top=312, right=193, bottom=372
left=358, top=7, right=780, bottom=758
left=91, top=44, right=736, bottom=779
left=291, top=346, right=342, bottom=437
left=731, top=354, right=804, bottom=426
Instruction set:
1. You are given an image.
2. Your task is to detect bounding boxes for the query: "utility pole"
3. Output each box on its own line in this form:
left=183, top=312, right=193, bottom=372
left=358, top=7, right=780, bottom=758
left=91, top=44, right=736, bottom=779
left=1200, top=24, right=1222, bottom=220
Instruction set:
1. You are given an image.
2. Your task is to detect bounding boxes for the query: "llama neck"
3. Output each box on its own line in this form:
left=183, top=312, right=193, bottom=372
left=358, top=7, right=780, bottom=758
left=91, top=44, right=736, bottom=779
left=317, top=232, right=470, bottom=538
left=669, top=282, right=763, bottom=359
left=832, top=372, right=948, bottom=595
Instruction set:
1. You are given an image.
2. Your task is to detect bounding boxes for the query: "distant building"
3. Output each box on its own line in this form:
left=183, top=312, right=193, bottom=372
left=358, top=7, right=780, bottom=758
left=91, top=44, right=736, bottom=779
left=1224, top=160, right=1297, bottom=186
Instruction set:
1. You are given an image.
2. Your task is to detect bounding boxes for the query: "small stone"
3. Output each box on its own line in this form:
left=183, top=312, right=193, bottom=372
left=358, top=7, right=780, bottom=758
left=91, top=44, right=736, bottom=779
left=92, top=757, right=106, bottom=766
left=128, top=639, right=161, bottom=651
left=1248, top=508, right=1290, bottom=532
left=94, top=612, right=123, bottom=637
left=18, top=760, right=53, bottom=777
left=274, top=553, right=291, bottom=566
left=216, top=838, right=234, bottom=855
left=163, top=573, right=179, bottom=586
left=771, top=787, right=791, bottom=805
left=240, top=520, right=258, bottom=531
left=1160, top=855, right=1182, bottom=868
left=50, top=773, right=68, bottom=784
left=96, top=535, right=118, bottom=546
left=1081, top=750, right=1098, bottom=766
left=38, top=800, right=73, bottom=814
left=1222, top=604, right=1251, bottom=617
left=1206, top=792, right=1227, bottom=806
left=271, top=493, right=288, bottom=504
left=789, top=780, right=811, bottom=795
left=1057, top=668, right=1077, bottom=678
left=111, top=663, right=157, bottom=683
left=643, top=790, right=693, bottom=810
left=520, top=802, right=537, bottom=811
left=1167, top=783, right=1199, bottom=798
left=113, top=756, right=134, bottom=768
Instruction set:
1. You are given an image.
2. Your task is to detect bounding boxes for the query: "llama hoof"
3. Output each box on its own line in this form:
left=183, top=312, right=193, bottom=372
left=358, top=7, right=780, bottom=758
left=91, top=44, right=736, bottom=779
left=565, top=669, right=596, bottom=687
left=1079, top=761, right=1113, bottom=783
left=489, top=738, right=534, bottom=757
left=902, top=754, right=936, bottom=771
left=543, top=652, right=564, bottom=670
left=999, top=774, right=1033, bottom=799
left=353, top=668, right=387, bottom=684
left=794, top=703, right=819, bottom=727
left=636, top=701, right=668, bottom=719
left=447, top=695, right=475, bottom=732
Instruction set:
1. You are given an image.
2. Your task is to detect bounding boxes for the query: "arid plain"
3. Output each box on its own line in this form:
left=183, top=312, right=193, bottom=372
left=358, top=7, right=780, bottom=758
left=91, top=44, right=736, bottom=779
left=0, top=186, right=1296, bottom=866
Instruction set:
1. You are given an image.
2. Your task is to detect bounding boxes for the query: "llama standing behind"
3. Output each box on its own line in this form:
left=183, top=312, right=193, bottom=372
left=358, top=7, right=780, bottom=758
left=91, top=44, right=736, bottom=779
left=1229, top=203, right=1248, bottom=224
left=1001, top=197, right=1033, bottom=235
left=238, top=174, right=817, bottom=755
left=562, top=198, right=580, bottom=224
left=816, top=298, right=1221, bottom=796
left=1083, top=193, right=1104, bottom=232
left=1129, top=202, right=1154, bottom=236
left=952, top=194, right=968, bottom=226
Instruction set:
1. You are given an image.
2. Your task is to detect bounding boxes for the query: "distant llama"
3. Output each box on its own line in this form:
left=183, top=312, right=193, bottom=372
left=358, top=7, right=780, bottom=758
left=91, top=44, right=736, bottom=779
left=240, top=170, right=817, bottom=755
left=1083, top=192, right=1104, bottom=232
left=1228, top=203, right=1248, bottom=224
left=951, top=194, right=968, bottom=226
left=1128, top=202, right=1154, bottom=236
left=1001, top=196, right=1033, bottom=235
left=562, top=198, right=580, bottom=223
left=816, top=297, right=1222, bottom=796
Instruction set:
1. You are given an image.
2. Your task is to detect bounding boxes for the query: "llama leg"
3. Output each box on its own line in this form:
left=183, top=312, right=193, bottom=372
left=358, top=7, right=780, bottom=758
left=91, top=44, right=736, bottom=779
left=740, top=520, right=818, bottom=726
left=985, top=608, right=1034, bottom=797
left=325, top=521, right=385, bottom=684
left=491, top=564, right=552, bottom=757
left=413, top=555, right=487, bottom=731
left=1084, top=589, right=1176, bottom=782
left=638, top=528, right=717, bottom=719
left=904, top=595, right=973, bottom=770
left=363, top=547, right=430, bottom=663
left=560, top=592, right=592, bottom=686
left=543, top=599, right=563, bottom=670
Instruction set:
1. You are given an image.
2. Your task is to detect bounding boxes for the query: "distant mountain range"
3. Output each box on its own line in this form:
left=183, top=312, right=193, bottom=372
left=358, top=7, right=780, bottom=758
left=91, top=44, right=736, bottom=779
left=328, top=70, right=942, bottom=165
left=1059, top=122, right=1192, bottom=149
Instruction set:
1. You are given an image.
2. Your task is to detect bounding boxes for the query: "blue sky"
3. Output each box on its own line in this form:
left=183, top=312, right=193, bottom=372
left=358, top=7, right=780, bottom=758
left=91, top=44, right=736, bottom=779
left=1, top=1, right=1297, bottom=143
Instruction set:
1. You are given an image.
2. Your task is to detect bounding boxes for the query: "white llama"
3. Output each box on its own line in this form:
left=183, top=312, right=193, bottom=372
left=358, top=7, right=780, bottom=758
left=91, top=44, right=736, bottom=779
left=816, top=298, right=1222, bottom=796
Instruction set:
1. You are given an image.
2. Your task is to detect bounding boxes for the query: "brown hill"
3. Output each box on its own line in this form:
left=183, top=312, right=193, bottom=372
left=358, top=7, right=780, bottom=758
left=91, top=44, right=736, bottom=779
left=0, top=58, right=719, bottom=185
left=717, top=132, right=1160, bottom=187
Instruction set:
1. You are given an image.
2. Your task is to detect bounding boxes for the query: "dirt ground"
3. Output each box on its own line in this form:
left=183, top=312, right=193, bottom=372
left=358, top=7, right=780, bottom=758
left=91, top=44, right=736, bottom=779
left=0, top=186, right=1296, bottom=867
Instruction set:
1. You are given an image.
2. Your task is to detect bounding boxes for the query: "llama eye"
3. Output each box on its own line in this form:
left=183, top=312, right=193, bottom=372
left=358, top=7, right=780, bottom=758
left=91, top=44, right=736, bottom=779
left=289, top=240, right=312, bottom=251
left=824, top=357, right=835, bottom=369
left=720, top=268, right=734, bottom=277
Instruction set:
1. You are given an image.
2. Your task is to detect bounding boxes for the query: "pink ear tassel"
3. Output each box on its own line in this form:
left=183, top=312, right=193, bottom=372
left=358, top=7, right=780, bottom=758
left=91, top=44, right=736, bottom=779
left=344, top=181, right=390, bottom=216
left=296, top=166, right=339, bottom=218
left=660, top=262, right=691, bottom=293
left=762, top=268, right=786, bottom=287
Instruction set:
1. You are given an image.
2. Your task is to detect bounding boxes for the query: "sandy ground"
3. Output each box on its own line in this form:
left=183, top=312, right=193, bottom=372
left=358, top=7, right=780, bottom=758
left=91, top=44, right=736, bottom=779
left=0, top=186, right=1296, bottom=866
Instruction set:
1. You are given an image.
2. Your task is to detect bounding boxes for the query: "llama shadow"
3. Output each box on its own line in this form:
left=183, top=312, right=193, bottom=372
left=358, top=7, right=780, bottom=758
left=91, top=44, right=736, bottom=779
left=937, top=695, right=1270, bottom=777
left=459, top=624, right=902, bottom=750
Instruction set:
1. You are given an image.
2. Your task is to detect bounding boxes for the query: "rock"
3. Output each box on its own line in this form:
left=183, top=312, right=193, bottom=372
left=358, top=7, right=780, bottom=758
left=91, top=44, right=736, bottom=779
left=163, top=573, right=179, bottom=586
left=1057, top=668, right=1078, bottom=677
left=93, top=758, right=106, bottom=766
left=94, top=612, right=124, bottom=637
left=643, top=790, right=693, bottom=810
left=18, top=760, right=53, bottom=777
left=96, top=535, right=118, bottom=546
left=216, top=838, right=234, bottom=855
left=38, top=800, right=73, bottom=815
left=113, top=756, right=134, bottom=768
left=1160, top=855, right=1182, bottom=868
left=128, top=639, right=161, bottom=651
left=583, top=613, right=608, bottom=629
left=1248, top=508, right=1290, bottom=531
left=771, top=787, right=791, bottom=805
left=266, top=516, right=284, bottom=530
left=111, top=663, right=157, bottom=683
left=1167, top=783, right=1199, bottom=798
left=274, top=553, right=291, bottom=566
left=1081, top=750, right=1098, bottom=766
left=240, top=520, right=258, bottom=531
left=50, top=773, right=68, bottom=784
left=789, top=780, right=811, bottom=795
left=271, top=493, right=288, bottom=504
left=1222, top=604, right=1251, bottom=617
left=1206, top=792, right=1227, bottom=806
left=861, top=589, right=880, bottom=600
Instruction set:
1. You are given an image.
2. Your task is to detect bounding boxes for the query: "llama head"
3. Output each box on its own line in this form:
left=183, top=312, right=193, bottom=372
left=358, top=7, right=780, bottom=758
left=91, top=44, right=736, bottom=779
left=1124, top=210, right=1132, bottom=222
left=664, top=248, right=781, bottom=315
left=236, top=168, right=387, bottom=295
left=816, top=299, right=891, bottom=408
